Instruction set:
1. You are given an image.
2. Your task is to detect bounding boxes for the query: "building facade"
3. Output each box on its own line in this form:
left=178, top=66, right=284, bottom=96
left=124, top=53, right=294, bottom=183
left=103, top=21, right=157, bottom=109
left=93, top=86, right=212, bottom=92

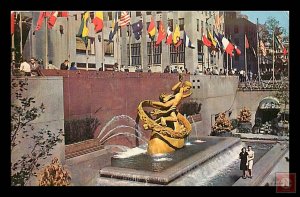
left=24, top=11, right=225, bottom=73
left=224, top=11, right=258, bottom=74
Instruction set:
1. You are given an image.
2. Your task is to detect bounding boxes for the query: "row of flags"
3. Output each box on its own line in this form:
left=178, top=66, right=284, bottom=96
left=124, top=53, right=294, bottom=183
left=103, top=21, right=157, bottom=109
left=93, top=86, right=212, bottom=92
left=11, top=11, right=287, bottom=58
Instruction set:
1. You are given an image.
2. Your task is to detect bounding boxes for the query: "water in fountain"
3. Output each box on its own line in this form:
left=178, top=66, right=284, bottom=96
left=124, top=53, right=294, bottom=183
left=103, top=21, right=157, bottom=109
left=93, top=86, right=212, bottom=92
left=113, top=146, right=147, bottom=158
left=169, top=142, right=243, bottom=186
left=98, top=125, right=147, bottom=144
left=100, top=132, right=148, bottom=146
left=188, top=115, right=205, bottom=143
left=97, top=115, right=142, bottom=139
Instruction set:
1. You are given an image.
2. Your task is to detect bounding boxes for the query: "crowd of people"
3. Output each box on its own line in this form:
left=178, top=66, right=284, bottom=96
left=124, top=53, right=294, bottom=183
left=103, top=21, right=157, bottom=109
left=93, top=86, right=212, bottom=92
left=12, top=58, right=78, bottom=76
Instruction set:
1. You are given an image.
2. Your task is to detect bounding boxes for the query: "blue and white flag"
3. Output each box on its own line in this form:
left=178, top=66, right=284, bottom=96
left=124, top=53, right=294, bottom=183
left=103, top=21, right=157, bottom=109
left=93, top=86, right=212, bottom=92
left=183, top=31, right=195, bottom=48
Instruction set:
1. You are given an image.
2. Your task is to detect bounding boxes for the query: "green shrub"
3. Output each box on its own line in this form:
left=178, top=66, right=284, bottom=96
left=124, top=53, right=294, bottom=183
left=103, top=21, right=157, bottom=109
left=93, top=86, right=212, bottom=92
left=64, top=116, right=100, bottom=145
left=231, top=119, right=239, bottom=129
left=179, top=101, right=202, bottom=116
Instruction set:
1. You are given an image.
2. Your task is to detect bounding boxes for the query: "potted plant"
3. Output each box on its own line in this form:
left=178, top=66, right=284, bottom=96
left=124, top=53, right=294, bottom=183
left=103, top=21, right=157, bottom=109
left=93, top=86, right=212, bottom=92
left=237, top=107, right=252, bottom=133
left=211, top=112, right=233, bottom=137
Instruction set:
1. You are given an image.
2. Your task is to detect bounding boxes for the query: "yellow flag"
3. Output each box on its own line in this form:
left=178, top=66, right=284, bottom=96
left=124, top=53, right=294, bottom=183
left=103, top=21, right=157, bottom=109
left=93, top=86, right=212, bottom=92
left=82, top=12, right=89, bottom=37
left=173, top=24, right=180, bottom=44
left=208, top=29, right=217, bottom=47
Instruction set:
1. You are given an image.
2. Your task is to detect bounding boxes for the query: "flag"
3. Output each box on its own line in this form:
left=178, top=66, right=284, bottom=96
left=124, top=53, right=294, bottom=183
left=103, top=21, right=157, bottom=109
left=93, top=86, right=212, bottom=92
left=59, top=12, right=68, bottom=17
left=259, top=40, right=267, bottom=56
left=173, top=24, right=181, bottom=47
left=202, top=34, right=212, bottom=47
left=93, top=11, right=103, bottom=33
left=283, top=47, right=287, bottom=56
left=235, top=46, right=241, bottom=55
left=76, top=12, right=89, bottom=47
left=274, top=35, right=283, bottom=50
left=109, top=12, right=119, bottom=43
left=222, top=36, right=234, bottom=56
left=148, top=16, right=156, bottom=41
left=156, top=20, right=166, bottom=46
left=119, top=11, right=130, bottom=28
left=213, top=30, right=221, bottom=49
left=183, top=31, right=195, bottom=48
left=132, top=20, right=143, bottom=40
left=207, top=29, right=217, bottom=47
left=48, top=11, right=59, bottom=29
left=251, top=47, right=256, bottom=58
left=165, top=26, right=172, bottom=45
left=11, top=12, right=14, bottom=35
left=245, top=34, right=249, bottom=49
left=35, top=11, right=46, bottom=32
left=215, top=13, right=222, bottom=30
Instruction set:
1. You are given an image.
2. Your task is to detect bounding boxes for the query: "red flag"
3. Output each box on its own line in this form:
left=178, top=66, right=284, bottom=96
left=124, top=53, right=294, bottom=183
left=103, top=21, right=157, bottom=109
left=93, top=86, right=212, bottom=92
left=283, top=47, right=287, bottom=56
left=59, top=11, right=68, bottom=17
left=245, top=34, right=249, bottom=49
left=156, top=20, right=166, bottom=46
left=48, top=11, right=58, bottom=29
left=235, top=46, right=241, bottom=55
left=174, top=40, right=182, bottom=48
left=165, top=26, right=173, bottom=45
left=148, top=16, right=156, bottom=40
left=35, top=11, right=46, bottom=31
left=202, top=34, right=212, bottom=47
left=11, top=12, right=14, bottom=35
left=93, top=11, right=103, bottom=33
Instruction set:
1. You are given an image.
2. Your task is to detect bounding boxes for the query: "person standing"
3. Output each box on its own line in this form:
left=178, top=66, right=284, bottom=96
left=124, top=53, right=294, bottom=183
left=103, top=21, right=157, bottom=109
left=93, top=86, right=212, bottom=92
left=20, top=58, right=31, bottom=76
left=60, top=60, right=69, bottom=70
left=247, top=146, right=254, bottom=178
left=239, top=147, right=248, bottom=179
left=69, top=62, right=78, bottom=70
left=47, top=60, right=59, bottom=69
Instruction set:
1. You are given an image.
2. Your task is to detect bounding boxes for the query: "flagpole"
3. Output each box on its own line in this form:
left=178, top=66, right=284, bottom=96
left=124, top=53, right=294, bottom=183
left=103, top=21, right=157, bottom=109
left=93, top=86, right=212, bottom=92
left=129, top=12, right=132, bottom=68
left=272, top=30, right=275, bottom=85
left=67, top=16, right=70, bottom=61
left=244, top=34, right=247, bottom=81
left=256, top=18, right=261, bottom=84
left=19, top=12, right=23, bottom=57
left=45, top=13, right=48, bottom=69
left=102, top=29, right=105, bottom=71
left=12, top=13, right=15, bottom=61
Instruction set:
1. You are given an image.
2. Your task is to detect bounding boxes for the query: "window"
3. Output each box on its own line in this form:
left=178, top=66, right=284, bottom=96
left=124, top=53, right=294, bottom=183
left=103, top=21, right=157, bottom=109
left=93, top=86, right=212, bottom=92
left=89, top=12, right=94, bottom=21
left=170, top=40, right=185, bottom=63
left=157, top=11, right=162, bottom=14
left=127, top=43, right=141, bottom=66
left=197, top=19, right=199, bottom=32
left=147, top=42, right=162, bottom=65
left=179, top=18, right=184, bottom=30
left=197, top=40, right=203, bottom=63
left=76, top=37, right=95, bottom=55
left=234, top=38, right=239, bottom=46
left=108, top=12, right=112, bottom=20
left=104, top=40, right=114, bottom=56
left=157, top=21, right=160, bottom=30
left=146, top=12, right=152, bottom=15
left=76, top=63, right=96, bottom=69
left=74, top=14, right=77, bottom=21
left=201, top=21, right=203, bottom=36
left=168, top=19, right=173, bottom=30
left=234, top=25, right=239, bottom=34
left=205, top=11, right=207, bottom=16
left=136, top=12, right=142, bottom=17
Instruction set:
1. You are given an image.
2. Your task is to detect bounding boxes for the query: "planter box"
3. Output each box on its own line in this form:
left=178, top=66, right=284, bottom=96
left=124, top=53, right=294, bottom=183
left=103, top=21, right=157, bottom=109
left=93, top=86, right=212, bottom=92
left=238, top=122, right=252, bottom=133
left=210, top=131, right=232, bottom=137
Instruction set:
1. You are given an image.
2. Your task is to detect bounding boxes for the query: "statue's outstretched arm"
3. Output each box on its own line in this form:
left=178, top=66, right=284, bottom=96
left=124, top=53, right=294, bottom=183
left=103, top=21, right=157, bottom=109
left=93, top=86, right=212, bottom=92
left=182, top=92, right=192, bottom=98
left=171, top=81, right=182, bottom=91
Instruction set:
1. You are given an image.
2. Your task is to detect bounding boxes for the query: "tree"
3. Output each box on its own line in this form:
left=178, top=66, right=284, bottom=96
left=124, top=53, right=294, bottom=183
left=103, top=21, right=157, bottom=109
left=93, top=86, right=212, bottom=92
left=11, top=78, right=63, bottom=186
left=263, top=17, right=287, bottom=44
left=274, top=79, right=289, bottom=122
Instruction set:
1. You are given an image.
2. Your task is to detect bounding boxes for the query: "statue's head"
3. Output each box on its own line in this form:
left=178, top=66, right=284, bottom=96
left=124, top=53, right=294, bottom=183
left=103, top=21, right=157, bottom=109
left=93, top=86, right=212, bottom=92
left=183, top=81, right=192, bottom=92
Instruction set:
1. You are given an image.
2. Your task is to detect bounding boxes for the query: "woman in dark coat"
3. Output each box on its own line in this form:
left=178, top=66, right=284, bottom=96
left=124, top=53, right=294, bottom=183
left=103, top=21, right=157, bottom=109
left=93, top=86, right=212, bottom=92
left=239, top=147, right=248, bottom=179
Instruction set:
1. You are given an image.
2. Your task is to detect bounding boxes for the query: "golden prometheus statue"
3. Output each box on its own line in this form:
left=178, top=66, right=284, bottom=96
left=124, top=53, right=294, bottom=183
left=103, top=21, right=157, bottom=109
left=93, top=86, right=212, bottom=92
left=137, top=74, right=193, bottom=155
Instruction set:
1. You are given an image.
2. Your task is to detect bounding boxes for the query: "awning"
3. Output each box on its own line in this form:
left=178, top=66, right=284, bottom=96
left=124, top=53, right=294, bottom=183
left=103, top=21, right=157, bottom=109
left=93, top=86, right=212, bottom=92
left=259, top=96, right=281, bottom=109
